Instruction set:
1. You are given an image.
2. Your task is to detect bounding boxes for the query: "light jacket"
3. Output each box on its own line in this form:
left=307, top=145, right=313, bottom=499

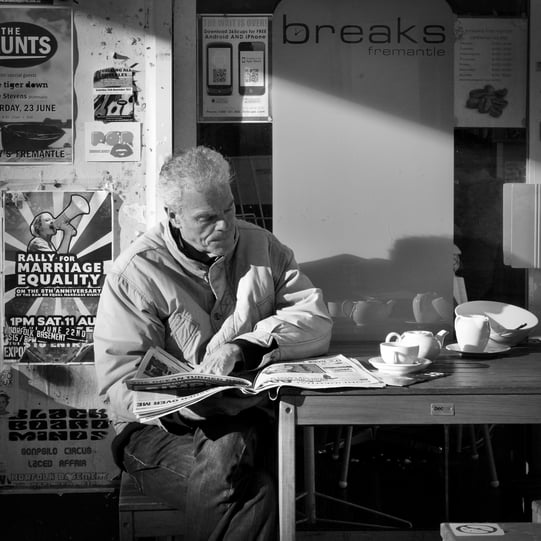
left=94, top=218, right=332, bottom=433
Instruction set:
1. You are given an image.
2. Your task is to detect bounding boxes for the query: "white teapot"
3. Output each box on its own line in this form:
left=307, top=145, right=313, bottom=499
left=384, top=329, right=449, bottom=360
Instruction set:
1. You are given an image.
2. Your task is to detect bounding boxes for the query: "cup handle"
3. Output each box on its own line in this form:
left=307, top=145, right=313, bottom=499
left=392, top=351, right=400, bottom=364
left=385, top=332, right=400, bottom=343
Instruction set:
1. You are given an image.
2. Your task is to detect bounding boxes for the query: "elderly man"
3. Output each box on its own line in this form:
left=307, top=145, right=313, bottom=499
left=94, top=146, right=332, bottom=540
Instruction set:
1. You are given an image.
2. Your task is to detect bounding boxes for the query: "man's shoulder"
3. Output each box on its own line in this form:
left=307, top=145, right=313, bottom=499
left=236, top=219, right=274, bottom=241
left=112, top=223, right=168, bottom=270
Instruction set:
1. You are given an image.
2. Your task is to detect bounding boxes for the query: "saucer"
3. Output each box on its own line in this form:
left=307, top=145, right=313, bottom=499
left=445, top=343, right=511, bottom=358
left=368, top=357, right=432, bottom=376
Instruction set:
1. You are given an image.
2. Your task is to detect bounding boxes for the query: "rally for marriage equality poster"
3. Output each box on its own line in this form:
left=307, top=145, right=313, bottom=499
left=1, top=191, right=113, bottom=364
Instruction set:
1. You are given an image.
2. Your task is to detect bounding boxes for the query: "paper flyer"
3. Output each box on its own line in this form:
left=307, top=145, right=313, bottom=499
left=84, top=121, right=141, bottom=161
left=1, top=191, right=113, bottom=364
left=199, top=15, right=271, bottom=121
left=0, top=6, right=73, bottom=163
left=93, top=67, right=135, bottom=122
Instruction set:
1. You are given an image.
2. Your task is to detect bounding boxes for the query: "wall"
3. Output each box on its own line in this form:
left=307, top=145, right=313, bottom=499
left=272, top=0, right=455, bottom=340
left=0, top=0, right=172, bottom=491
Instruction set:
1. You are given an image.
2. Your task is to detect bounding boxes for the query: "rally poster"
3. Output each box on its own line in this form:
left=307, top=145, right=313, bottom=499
left=2, top=191, right=112, bottom=364
left=0, top=6, right=73, bottom=163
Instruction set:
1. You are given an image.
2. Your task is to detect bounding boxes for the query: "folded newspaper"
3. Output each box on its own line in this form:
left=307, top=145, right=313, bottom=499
left=127, top=346, right=385, bottom=422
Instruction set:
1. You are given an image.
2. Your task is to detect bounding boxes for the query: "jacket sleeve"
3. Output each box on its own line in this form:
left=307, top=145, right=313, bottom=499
left=93, top=271, right=165, bottom=427
left=232, top=238, right=333, bottom=364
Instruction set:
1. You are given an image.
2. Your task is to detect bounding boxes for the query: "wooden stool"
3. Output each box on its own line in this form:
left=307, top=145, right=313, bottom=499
left=119, top=472, right=184, bottom=541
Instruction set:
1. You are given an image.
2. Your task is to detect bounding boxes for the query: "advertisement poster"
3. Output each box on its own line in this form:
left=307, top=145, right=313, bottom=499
left=0, top=365, right=118, bottom=491
left=84, top=121, right=141, bottom=162
left=454, top=18, right=527, bottom=128
left=199, top=15, right=270, bottom=122
left=2, top=191, right=113, bottom=364
left=0, top=6, right=73, bottom=164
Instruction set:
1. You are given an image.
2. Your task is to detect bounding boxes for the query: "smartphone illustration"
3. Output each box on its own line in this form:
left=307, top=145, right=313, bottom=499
left=238, top=41, right=266, bottom=96
left=206, top=42, right=233, bottom=96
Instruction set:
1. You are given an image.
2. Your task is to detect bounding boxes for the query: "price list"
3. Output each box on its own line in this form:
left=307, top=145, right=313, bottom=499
left=454, top=18, right=526, bottom=127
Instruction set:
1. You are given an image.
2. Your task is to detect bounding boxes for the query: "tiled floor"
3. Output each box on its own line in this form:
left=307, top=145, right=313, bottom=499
left=3, top=424, right=541, bottom=540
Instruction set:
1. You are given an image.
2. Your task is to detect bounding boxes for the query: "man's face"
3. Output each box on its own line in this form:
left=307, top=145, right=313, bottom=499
left=170, top=184, right=236, bottom=258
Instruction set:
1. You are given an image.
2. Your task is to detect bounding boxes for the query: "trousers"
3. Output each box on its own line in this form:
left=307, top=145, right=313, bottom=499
left=122, top=408, right=277, bottom=541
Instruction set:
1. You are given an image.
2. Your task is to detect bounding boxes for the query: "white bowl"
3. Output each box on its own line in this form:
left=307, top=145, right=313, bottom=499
left=455, top=301, right=538, bottom=346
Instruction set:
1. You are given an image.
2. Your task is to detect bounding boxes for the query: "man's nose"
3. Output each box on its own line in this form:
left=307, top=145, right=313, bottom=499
left=214, top=217, right=229, bottom=231
left=215, top=213, right=233, bottom=231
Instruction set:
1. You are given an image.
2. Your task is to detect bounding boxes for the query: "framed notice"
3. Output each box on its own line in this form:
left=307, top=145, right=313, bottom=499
left=0, top=6, right=73, bottom=163
left=454, top=18, right=527, bottom=128
left=198, top=15, right=271, bottom=122
left=1, top=191, right=113, bottom=364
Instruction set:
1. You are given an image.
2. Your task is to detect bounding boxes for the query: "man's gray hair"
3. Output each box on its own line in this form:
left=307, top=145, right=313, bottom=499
left=158, top=146, right=232, bottom=213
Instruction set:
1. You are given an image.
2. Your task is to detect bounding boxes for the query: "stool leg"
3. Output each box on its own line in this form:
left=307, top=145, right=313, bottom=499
left=456, top=425, right=463, bottom=453
left=332, top=427, right=343, bottom=460
left=469, top=425, right=479, bottom=460
left=338, top=426, right=353, bottom=489
left=482, top=424, right=499, bottom=488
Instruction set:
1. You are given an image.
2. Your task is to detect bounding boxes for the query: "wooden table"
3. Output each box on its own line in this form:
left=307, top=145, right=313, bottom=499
left=278, top=342, right=541, bottom=540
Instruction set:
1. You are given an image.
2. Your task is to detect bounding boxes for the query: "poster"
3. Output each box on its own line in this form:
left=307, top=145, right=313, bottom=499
left=84, top=121, right=141, bottom=162
left=2, top=191, right=113, bottom=364
left=0, top=6, right=73, bottom=163
left=199, top=15, right=271, bottom=121
left=454, top=18, right=527, bottom=128
left=0, top=364, right=118, bottom=491
left=93, top=67, right=135, bottom=122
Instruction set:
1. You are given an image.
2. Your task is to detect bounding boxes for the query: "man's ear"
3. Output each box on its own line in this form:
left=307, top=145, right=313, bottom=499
left=167, top=209, right=182, bottom=228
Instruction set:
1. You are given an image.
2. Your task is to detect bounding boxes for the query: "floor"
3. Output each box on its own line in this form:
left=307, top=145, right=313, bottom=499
left=3, top=425, right=541, bottom=541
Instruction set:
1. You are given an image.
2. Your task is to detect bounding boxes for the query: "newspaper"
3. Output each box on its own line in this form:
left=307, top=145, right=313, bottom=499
left=127, top=346, right=385, bottom=422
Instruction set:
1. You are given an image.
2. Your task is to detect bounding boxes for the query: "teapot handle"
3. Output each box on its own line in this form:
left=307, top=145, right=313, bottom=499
left=385, top=332, right=401, bottom=343
left=341, top=299, right=354, bottom=318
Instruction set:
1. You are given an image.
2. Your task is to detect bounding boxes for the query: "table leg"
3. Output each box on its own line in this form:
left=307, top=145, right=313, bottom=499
left=279, top=400, right=296, bottom=541
left=303, top=426, right=317, bottom=523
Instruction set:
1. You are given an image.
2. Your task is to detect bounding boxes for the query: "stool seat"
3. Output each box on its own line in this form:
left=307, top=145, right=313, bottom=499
left=119, top=472, right=184, bottom=541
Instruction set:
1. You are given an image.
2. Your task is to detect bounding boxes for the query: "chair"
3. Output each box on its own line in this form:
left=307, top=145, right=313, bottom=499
left=119, top=472, right=184, bottom=541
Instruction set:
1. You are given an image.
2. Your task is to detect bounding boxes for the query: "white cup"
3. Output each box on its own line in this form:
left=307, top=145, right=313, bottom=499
left=454, top=314, right=490, bottom=353
left=379, top=342, right=419, bottom=365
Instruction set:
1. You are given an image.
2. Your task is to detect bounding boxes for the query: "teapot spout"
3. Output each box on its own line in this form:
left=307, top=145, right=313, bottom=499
left=435, top=329, right=449, bottom=346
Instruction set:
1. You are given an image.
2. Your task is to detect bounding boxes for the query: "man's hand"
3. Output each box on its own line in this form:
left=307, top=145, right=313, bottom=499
left=198, top=342, right=244, bottom=375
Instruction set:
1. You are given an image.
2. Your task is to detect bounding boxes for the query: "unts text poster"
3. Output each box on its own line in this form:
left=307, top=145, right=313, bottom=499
left=2, top=191, right=112, bottom=364
left=0, top=6, right=73, bottom=163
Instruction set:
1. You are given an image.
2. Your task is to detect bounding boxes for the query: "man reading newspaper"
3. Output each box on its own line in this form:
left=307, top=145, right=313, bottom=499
left=94, top=146, right=332, bottom=541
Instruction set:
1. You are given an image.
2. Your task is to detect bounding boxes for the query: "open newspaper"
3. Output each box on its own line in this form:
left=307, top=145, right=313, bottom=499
left=127, top=346, right=385, bottom=422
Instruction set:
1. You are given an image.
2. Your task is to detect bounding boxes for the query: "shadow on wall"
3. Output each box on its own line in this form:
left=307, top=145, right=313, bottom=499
left=300, top=236, right=455, bottom=340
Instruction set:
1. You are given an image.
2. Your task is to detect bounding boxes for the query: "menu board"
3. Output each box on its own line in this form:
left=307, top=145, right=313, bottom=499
left=454, top=18, right=527, bottom=128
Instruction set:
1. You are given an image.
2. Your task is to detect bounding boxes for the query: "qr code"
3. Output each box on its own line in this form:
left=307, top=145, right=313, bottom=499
left=213, top=68, right=227, bottom=83
left=245, top=68, right=259, bottom=83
